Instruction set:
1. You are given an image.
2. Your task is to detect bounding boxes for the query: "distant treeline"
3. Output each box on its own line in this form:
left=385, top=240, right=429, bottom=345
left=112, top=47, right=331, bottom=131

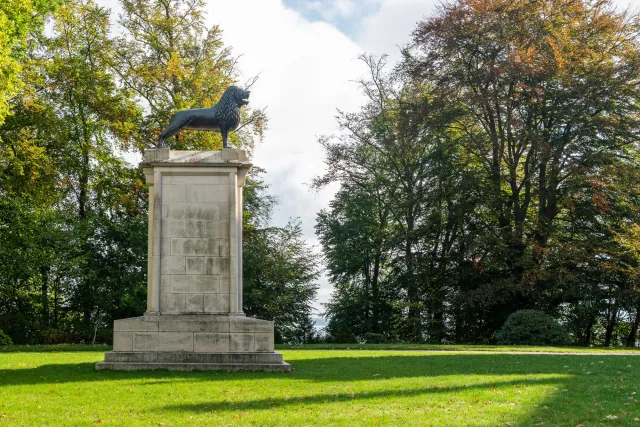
left=315, top=0, right=640, bottom=347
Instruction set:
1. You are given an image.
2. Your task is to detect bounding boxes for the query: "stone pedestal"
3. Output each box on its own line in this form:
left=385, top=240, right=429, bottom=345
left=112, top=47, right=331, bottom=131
left=96, top=149, right=290, bottom=371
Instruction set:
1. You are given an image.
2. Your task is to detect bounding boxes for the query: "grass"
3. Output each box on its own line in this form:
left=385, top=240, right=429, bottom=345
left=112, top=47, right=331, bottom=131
left=278, top=343, right=640, bottom=353
left=0, top=346, right=638, bottom=426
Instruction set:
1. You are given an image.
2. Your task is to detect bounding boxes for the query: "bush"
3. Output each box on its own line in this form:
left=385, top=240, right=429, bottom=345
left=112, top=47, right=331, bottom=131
left=42, top=328, right=73, bottom=345
left=364, top=333, right=388, bottom=344
left=496, top=310, right=569, bottom=346
left=0, top=329, right=13, bottom=346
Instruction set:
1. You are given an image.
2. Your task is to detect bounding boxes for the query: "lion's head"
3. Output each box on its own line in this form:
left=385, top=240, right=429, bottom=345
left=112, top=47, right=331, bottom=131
left=221, top=85, right=250, bottom=107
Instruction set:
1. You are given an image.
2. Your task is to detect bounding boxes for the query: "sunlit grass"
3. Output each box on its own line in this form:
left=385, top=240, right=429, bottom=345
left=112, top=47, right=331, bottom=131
left=0, top=348, right=638, bottom=426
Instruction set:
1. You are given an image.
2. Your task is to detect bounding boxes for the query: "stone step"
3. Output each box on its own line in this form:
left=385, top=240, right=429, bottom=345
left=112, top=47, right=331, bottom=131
left=103, top=351, right=285, bottom=364
left=95, top=361, right=291, bottom=372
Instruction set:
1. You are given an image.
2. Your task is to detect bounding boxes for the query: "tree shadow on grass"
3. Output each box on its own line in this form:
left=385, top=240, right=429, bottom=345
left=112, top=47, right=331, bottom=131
left=155, top=376, right=568, bottom=414
left=3, top=353, right=632, bottom=425
left=0, top=345, right=110, bottom=353
left=0, top=353, right=581, bottom=387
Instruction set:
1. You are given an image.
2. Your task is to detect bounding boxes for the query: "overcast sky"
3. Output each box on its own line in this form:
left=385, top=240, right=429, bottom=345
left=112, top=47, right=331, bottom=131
left=98, top=0, right=636, bottom=311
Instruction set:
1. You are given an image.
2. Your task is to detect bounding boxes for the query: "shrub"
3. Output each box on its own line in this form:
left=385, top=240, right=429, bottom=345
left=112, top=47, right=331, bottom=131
left=42, top=328, right=73, bottom=345
left=0, top=329, right=13, bottom=346
left=364, top=333, right=389, bottom=344
left=496, top=310, right=569, bottom=346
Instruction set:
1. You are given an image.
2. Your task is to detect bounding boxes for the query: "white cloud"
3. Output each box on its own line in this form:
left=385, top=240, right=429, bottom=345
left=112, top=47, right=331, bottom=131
left=210, top=0, right=368, bottom=311
left=357, top=0, right=438, bottom=61
left=306, top=0, right=357, bottom=20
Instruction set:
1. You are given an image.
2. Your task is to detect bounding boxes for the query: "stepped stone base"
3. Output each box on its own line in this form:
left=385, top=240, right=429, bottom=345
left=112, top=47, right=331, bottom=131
left=96, top=351, right=290, bottom=371
left=95, top=314, right=290, bottom=372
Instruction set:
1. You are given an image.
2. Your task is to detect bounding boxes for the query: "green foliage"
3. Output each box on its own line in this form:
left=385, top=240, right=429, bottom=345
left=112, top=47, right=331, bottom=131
left=495, top=310, right=569, bottom=346
left=0, top=0, right=295, bottom=346
left=317, top=0, right=640, bottom=347
left=0, top=0, right=58, bottom=127
left=113, top=0, right=265, bottom=151
left=0, top=329, right=13, bottom=345
left=243, top=171, right=320, bottom=344
left=364, top=333, right=389, bottom=344
left=41, top=328, right=72, bottom=345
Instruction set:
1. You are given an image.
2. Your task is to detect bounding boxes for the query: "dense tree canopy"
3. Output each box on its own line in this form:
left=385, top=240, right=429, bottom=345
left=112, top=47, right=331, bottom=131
left=0, top=0, right=315, bottom=345
left=317, top=0, right=640, bottom=346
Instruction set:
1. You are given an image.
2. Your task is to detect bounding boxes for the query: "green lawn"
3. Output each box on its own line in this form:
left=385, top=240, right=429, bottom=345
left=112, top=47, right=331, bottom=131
left=1, top=346, right=639, bottom=426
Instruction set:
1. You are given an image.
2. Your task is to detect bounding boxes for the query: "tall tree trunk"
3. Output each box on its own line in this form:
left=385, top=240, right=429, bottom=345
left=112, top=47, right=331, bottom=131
left=405, top=235, right=421, bottom=342
left=363, top=259, right=371, bottom=333
left=371, top=250, right=381, bottom=333
left=53, top=276, right=60, bottom=329
left=626, top=310, right=639, bottom=348
left=604, top=305, right=619, bottom=347
left=584, top=316, right=595, bottom=347
left=40, top=266, right=50, bottom=329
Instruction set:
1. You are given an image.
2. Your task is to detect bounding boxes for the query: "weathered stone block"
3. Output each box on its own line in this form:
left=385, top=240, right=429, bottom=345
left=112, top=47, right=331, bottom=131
left=218, top=174, right=229, bottom=185
left=216, top=257, right=230, bottom=274
left=172, top=174, right=217, bottom=185
left=113, top=331, right=133, bottom=351
left=171, top=238, right=218, bottom=256
left=161, top=293, right=186, bottom=313
left=194, top=333, right=230, bottom=352
left=162, top=184, right=187, bottom=202
left=161, top=275, right=172, bottom=293
left=183, top=220, right=213, bottom=238
left=219, top=275, right=231, bottom=293
left=159, top=316, right=230, bottom=333
left=160, top=256, right=185, bottom=274
left=185, top=294, right=204, bottom=312
left=133, top=332, right=159, bottom=351
left=114, top=317, right=159, bottom=332
left=171, top=275, right=218, bottom=293
left=185, top=257, right=205, bottom=275
left=186, top=185, right=205, bottom=202
left=202, top=257, right=229, bottom=275
left=221, top=148, right=249, bottom=162
left=205, top=185, right=229, bottom=203
left=229, top=333, right=255, bottom=352
left=158, top=332, right=193, bottom=352
left=218, top=203, right=230, bottom=219
left=144, top=148, right=170, bottom=162
left=255, top=333, right=274, bottom=352
left=204, top=294, right=230, bottom=313
left=104, top=351, right=158, bottom=363
left=230, top=318, right=273, bottom=333
left=161, top=220, right=186, bottom=237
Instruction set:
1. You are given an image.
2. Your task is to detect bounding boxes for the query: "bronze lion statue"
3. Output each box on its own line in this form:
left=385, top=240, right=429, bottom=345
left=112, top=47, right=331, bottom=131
left=157, top=85, right=250, bottom=148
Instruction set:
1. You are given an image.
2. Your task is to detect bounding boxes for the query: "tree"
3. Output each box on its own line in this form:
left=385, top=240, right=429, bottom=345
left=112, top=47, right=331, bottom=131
left=404, top=0, right=640, bottom=334
left=0, top=0, right=58, bottom=127
left=316, top=183, right=393, bottom=340
left=243, top=172, right=320, bottom=344
left=113, top=0, right=265, bottom=151
left=314, top=55, right=477, bottom=342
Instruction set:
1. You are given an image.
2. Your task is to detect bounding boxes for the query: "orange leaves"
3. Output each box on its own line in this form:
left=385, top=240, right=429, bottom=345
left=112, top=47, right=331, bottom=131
left=587, top=177, right=612, bottom=215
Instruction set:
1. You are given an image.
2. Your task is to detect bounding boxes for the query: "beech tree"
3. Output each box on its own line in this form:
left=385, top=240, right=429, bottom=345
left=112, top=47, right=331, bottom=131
left=403, top=0, right=640, bottom=334
left=113, top=0, right=265, bottom=151
left=318, top=0, right=640, bottom=345
left=0, top=0, right=58, bottom=127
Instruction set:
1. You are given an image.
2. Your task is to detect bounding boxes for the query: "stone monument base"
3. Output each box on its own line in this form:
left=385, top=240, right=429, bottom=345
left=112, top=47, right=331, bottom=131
left=95, top=314, right=290, bottom=372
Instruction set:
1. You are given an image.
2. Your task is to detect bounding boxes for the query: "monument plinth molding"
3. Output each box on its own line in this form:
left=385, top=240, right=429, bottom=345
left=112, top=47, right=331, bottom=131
left=96, top=148, right=290, bottom=371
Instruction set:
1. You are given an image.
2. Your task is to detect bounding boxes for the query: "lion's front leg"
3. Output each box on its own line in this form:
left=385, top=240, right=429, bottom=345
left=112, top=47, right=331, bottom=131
left=221, top=128, right=229, bottom=149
